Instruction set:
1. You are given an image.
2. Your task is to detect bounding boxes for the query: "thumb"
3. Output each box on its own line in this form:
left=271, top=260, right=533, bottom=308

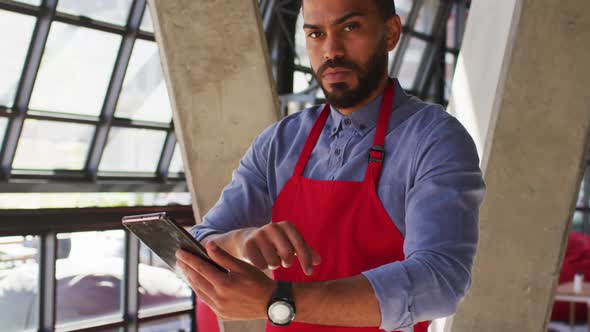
left=207, top=241, right=247, bottom=272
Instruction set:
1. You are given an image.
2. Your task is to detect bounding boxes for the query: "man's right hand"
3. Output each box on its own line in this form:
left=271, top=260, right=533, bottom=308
left=202, top=222, right=321, bottom=276
left=240, top=221, right=321, bottom=276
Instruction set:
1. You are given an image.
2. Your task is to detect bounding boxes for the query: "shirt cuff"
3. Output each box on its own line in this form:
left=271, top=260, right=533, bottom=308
left=189, top=226, right=221, bottom=242
left=362, top=262, right=415, bottom=332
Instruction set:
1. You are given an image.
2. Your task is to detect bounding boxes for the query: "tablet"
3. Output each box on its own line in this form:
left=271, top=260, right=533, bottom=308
left=122, top=212, right=228, bottom=278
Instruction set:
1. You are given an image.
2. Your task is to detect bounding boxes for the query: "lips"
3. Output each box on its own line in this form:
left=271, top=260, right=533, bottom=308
left=322, top=68, right=353, bottom=83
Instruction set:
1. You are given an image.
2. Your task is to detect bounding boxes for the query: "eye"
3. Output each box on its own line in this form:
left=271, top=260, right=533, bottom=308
left=308, top=31, right=324, bottom=39
left=343, top=23, right=359, bottom=32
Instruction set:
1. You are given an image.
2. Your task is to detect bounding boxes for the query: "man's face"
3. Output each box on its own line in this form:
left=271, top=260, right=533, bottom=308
left=302, top=0, right=401, bottom=109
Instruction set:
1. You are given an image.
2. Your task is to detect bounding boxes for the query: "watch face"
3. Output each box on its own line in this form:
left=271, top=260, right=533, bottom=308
left=268, top=301, right=295, bottom=325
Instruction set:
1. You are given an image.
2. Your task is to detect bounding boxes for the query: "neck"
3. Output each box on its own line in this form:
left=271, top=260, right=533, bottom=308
left=336, top=75, right=390, bottom=116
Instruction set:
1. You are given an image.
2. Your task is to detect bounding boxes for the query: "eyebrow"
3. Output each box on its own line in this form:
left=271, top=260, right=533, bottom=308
left=303, top=11, right=367, bottom=30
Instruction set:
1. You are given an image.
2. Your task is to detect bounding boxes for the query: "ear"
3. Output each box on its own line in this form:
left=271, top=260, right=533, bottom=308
left=385, top=15, right=402, bottom=52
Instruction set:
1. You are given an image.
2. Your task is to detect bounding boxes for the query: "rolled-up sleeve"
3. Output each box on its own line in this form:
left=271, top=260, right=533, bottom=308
left=362, top=116, right=485, bottom=331
left=189, top=124, right=276, bottom=242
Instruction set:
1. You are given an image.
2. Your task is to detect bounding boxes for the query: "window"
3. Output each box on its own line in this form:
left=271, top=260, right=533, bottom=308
left=29, top=22, right=121, bottom=116
left=115, top=39, right=172, bottom=123
left=0, top=235, right=40, bottom=332
left=99, top=128, right=167, bottom=174
left=0, top=206, right=196, bottom=332
left=56, top=0, right=133, bottom=26
left=0, top=0, right=184, bottom=192
left=13, top=120, right=94, bottom=171
left=0, top=10, right=36, bottom=107
left=55, top=231, right=125, bottom=326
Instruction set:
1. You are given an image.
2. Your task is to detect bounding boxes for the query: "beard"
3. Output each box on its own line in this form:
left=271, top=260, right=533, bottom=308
left=313, top=39, right=389, bottom=109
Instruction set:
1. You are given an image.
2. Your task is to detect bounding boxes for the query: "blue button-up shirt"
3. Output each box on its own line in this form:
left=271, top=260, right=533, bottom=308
left=190, top=79, right=485, bottom=331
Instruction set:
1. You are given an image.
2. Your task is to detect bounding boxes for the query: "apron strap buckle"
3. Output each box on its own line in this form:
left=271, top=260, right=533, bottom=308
left=368, top=145, right=385, bottom=163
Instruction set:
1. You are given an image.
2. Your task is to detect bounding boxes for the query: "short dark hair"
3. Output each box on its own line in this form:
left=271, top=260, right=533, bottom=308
left=301, top=1, right=396, bottom=19
left=376, top=0, right=396, bottom=18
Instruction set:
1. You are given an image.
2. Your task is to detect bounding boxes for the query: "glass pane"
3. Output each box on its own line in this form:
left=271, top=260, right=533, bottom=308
left=99, top=128, right=167, bottom=173
left=138, top=242, right=192, bottom=312
left=414, top=0, right=439, bottom=34
left=0, top=235, right=40, bottom=332
left=0, top=192, right=191, bottom=209
left=115, top=40, right=172, bottom=123
left=57, top=0, right=133, bottom=26
left=396, top=0, right=414, bottom=24
left=12, top=120, right=94, bottom=170
left=169, top=144, right=185, bottom=174
left=140, top=5, right=154, bottom=32
left=398, top=38, right=428, bottom=90
left=0, top=11, right=36, bottom=107
left=0, top=117, right=8, bottom=148
left=139, top=314, right=191, bottom=332
left=577, top=169, right=588, bottom=208
left=294, top=11, right=310, bottom=68
left=29, top=22, right=121, bottom=116
left=444, top=52, right=456, bottom=101
left=446, top=6, right=457, bottom=50
left=55, top=230, right=125, bottom=326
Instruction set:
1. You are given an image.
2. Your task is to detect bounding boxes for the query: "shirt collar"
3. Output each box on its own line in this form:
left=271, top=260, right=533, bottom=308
left=329, top=78, right=410, bottom=137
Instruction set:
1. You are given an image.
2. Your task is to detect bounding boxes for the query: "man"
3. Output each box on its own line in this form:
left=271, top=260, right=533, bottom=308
left=176, top=0, right=485, bottom=331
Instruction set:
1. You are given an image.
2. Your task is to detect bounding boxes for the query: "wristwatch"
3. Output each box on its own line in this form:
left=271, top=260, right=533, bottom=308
left=267, top=281, right=296, bottom=326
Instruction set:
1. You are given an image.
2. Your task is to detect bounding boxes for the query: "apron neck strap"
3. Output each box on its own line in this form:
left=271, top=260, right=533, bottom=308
left=365, top=79, right=394, bottom=185
left=293, top=79, right=395, bottom=181
left=293, top=103, right=331, bottom=177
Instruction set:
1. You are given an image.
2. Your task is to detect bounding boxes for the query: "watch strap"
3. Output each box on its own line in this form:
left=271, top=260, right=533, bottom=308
left=271, top=281, right=294, bottom=304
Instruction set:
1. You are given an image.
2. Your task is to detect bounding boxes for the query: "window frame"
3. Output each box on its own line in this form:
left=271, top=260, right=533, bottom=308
left=0, top=0, right=184, bottom=193
left=0, top=205, right=196, bottom=332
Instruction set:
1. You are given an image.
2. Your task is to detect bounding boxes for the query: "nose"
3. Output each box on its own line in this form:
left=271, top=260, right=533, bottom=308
left=322, top=33, right=345, bottom=62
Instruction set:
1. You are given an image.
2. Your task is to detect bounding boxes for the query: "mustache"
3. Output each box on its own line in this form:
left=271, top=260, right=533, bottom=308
left=317, top=57, right=360, bottom=77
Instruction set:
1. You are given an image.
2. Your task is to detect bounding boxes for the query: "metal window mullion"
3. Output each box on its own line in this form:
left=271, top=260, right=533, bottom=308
left=0, top=0, right=57, bottom=180
left=123, top=230, right=140, bottom=332
left=156, top=129, right=177, bottom=182
left=262, top=0, right=277, bottom=32
left=419, top=16, right=448, bottom=103
left=389, top=0, right=424, bottom=77
left=0, top=0, right=39, bottom=15
left=413, top=0, right=453, bottom=95
left=39, top=231, right=57, bottom=332
left=454, top=0, right=468, bottom=50
left=85, top=0, right=146, bottom=181
left=52, top=12, right=127, bottom=35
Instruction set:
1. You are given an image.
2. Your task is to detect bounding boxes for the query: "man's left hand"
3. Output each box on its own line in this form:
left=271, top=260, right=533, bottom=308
left=176, top=241, right=276, bottom=321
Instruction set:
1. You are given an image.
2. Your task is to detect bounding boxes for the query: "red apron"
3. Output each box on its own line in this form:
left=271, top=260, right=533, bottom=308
left=197, top=81, right=429, bottom=332
left=268, top=81, right=428, bottom=332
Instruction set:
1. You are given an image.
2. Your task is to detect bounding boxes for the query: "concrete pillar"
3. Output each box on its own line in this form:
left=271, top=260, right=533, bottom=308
left=443, top=0, right=590, bottom=331
left=148, top=0, right=278, bottom=331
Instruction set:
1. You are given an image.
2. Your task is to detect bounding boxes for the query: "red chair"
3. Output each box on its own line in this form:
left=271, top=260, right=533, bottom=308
left=552, top=231, right=590, bottom=322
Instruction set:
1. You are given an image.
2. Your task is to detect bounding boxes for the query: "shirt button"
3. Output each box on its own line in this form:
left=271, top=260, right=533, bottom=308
left=335, top=149, right=341, bottom=156
left=344, top=119, right=351, bottom=126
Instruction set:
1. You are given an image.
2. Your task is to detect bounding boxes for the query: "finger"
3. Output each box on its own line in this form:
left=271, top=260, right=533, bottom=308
left=266, top=225, right=295, bottom=268
left=281, top=223, right=318, bottom=276
left=195, top=288, right=217, bottom=311
left=256, top=233, right=282, bottom=270
left=243, top=242, right=268, bottom=270
left=207, top=241, right=249, bottom=273
left=177, top=249, right=226, bottom=286
left=177, top=260, right=216, bottom=298
left=310, top=246, right=322, bottom=266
